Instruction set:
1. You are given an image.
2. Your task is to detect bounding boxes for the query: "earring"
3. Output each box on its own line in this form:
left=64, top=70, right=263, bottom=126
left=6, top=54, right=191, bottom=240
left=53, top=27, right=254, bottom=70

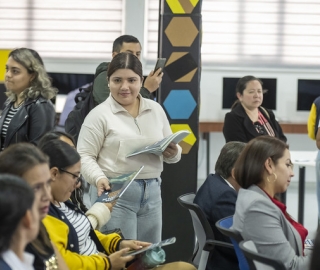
left=267, top=172, right=277, bottom=183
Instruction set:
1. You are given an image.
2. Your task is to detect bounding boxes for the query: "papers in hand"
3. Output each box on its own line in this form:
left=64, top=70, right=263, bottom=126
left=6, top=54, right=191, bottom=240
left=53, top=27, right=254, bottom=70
left=127, top=130, right=190, bottom=157
left=124, top=237, right=176, bottom=256
left=95, top=166, right=144, bottom=203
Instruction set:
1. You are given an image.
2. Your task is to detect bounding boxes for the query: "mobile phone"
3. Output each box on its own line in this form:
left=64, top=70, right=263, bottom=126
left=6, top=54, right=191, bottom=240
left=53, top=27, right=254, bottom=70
left=154, top=58, right=166, bottom=75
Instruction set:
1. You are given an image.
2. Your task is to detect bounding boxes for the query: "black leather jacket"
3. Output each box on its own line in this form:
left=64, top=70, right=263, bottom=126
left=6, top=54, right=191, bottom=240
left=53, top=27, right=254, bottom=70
left=0, top=96, right=56, bottom=150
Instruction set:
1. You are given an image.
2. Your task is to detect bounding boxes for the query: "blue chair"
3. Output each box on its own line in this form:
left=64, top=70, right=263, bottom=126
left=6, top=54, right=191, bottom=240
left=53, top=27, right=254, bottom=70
left=215, top=216, right=254, bottom=270
left=239, top=240, right=286, bottom=270
left=177, top=193, right=234, bottom=270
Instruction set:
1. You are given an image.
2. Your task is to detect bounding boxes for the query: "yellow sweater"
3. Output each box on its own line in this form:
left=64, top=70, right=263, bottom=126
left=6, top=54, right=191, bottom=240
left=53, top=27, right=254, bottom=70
left=43, top=215, right=121, bottom=270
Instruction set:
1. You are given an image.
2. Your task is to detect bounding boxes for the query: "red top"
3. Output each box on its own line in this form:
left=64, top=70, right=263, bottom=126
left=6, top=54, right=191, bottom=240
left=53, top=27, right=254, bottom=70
left=263, top=190, right=308, bottom=251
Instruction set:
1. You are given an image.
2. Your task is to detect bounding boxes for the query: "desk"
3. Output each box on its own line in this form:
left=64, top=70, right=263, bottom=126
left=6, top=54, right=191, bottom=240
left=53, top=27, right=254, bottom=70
left=290, top=151, right=317, bottom=225
left=200, top=121, right=308, bottom=176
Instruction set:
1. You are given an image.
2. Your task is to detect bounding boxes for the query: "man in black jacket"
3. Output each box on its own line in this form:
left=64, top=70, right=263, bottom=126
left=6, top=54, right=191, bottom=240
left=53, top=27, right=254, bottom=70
left=194, top=141, right=246, bottom=270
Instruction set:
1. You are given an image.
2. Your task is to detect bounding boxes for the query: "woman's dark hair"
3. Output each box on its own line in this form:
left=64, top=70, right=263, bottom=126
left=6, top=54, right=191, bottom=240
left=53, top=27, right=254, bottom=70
left=231, top=75, right=265, bottom=109
left=234, top=136, right=289, bottom=189
left=235, top=75, right=263, bottom=95
left=38, top=132, right=87, bottom=211
left=39, top=139, right=80, bottom=170
left=0, top=143, right=53, bottom=257
left=0, top=143, right=49, bottom=176
left=0, top=174, right=34, bottom=253
left=107, top=52, right=143, bottom=80
left=38, top=131, right=76, bottom=149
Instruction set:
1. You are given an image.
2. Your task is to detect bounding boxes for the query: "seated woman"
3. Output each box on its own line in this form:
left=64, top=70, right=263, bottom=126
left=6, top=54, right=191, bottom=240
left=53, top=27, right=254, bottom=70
left=223, top=75, right=286, bottom=143
left=0, top=174, right=39, bottom=270
left=40, top=139, right=196, bottom=270
left=232, top=136, right=310, bottom=270
left=0, top=143, right=68, bottom=270
left=38, top=131, right=112, bottom=230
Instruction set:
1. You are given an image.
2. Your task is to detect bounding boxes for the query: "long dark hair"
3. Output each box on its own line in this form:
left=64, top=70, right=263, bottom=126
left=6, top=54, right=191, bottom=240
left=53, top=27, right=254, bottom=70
left=38, top=131, right=76, bottom=149
left=39, top=132, right=88, bottom=211
left=39, top=139, right=80, bottom=170
left=107, top=52, right=143, bottom=80
left=234, top=136, right=288, bottom=189
left=0, top=174, right=35, bottom=253
left=0, top=143, right=53, bottom=257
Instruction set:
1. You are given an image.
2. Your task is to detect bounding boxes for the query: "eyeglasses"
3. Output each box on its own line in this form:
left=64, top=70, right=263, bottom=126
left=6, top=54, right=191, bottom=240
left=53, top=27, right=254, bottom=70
left=59, top=168, right=81, bottom=184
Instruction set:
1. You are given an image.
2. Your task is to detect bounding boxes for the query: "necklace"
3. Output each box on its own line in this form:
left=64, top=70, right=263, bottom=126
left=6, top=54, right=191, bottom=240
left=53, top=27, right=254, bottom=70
left=13, top=100, right=24, bottom=109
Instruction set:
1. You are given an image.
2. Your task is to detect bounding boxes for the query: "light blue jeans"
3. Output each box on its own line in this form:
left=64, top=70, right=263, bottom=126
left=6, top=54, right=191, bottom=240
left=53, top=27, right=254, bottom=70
left=89, top=178, right=162, bottom=242
left=316, top=151, right=320, bottom=223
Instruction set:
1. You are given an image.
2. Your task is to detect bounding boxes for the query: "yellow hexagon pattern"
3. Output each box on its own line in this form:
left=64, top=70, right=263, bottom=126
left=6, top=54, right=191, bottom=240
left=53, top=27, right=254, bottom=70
left=166, top=0, right=199, bottom=14
left=171, top=124, right=196, bottom=154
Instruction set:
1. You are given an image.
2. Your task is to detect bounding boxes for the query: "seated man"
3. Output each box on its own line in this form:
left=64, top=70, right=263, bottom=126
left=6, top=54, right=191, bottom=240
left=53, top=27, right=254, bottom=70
left=194, top=141, right=245, bottom=270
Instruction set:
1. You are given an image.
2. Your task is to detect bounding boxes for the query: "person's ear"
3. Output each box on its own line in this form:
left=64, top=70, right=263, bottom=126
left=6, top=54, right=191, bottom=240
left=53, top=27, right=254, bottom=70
left=264, top=157, right=274, bottom=175
left=231, top=168, right=236, bottom=180
left=21, top=210, right=32, bottom=229
left=50, top=167, right=59, bottom=182
left=29, top=73, right=36, bottom=84
left=236, top=92, right=242, bottom=101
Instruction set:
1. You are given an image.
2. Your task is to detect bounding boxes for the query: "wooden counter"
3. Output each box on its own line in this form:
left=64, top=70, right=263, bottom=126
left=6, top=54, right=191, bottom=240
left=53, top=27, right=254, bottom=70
left=199, top=122, right=307, bottom=134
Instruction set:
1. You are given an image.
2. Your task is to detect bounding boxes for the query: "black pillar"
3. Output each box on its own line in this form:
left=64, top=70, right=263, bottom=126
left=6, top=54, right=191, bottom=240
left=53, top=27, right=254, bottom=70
left=158, top=0, right=202, bottom=262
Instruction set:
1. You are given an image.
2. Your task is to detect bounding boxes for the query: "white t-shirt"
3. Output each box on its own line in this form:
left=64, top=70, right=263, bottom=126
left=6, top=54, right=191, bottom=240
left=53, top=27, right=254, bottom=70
left=1, top=249, right=35, bottom=270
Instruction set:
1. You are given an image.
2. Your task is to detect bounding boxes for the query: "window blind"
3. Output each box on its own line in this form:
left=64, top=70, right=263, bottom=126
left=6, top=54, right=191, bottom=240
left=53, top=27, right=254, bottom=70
left=146, top=0, right=320, bottom=68
left=0, top=0, right=123, bottom=59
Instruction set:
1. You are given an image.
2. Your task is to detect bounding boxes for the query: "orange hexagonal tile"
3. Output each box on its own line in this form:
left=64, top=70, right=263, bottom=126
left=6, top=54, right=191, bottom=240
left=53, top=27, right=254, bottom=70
left=165, top=17, right=199, bottom=47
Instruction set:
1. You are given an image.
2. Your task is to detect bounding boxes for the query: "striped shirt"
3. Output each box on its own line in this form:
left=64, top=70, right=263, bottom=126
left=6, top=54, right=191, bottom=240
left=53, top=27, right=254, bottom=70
left=58, top=202, right=98, bottom=255
left=1, top=104, right=22, bottom=150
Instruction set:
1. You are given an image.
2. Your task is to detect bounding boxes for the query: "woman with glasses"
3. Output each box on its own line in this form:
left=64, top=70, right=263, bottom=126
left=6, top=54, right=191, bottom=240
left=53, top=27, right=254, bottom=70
left=223, top=75, right=286, bottom=143
left=38, top=131, right=113, bottom=230
left=40, top=139, right=196, bottom=270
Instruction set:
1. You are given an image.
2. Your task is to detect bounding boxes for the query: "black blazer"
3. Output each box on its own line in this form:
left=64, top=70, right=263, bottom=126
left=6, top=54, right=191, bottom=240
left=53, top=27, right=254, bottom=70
left=223, top=103, right=286, bottom=143
left=194, top=174, right=239, bottom=270
left=0, top=96, right=55, bottom=150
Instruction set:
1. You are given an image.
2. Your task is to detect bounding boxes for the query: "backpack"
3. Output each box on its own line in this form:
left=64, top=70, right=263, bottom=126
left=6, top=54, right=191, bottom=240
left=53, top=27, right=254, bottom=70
left=65, top=62, right=108, bottom=143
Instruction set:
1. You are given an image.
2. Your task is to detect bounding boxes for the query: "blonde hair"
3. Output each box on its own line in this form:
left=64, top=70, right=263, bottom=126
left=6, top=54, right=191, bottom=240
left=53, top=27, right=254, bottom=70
left=6, top=48, right=58, bottom=102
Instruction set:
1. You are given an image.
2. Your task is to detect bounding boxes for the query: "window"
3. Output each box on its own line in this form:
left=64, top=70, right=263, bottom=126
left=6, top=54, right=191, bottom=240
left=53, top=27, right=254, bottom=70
left=146, top=0, right=320, bottom=68
left=0, top=0, right=123, bottom=59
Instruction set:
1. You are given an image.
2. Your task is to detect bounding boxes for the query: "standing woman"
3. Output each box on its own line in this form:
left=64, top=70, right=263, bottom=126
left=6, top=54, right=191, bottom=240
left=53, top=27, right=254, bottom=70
left=0, top=48, right=57, bottom=150
left=77, top=52, right=182, bottom=242
left=0, top=174, right=39, bottom=270
left=223, top=75, right=286, bottom=143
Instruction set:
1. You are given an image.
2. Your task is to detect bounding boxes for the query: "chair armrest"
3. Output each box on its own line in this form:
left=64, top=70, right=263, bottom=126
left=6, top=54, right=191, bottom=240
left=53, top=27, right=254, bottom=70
left=204, top=239, right=234, bottom=251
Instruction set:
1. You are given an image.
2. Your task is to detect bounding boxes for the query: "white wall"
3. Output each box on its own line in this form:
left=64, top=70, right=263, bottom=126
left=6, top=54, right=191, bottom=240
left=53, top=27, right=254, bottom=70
left=42, top=0, right=320, bottom=185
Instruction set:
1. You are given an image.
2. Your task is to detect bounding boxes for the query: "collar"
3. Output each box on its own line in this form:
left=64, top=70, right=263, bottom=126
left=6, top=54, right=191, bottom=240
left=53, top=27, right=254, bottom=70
left=221, top=176, right=235, bottom=190
left=107, top=94, right=152, bottom=115
left=1, top=250, right=35, bottom=270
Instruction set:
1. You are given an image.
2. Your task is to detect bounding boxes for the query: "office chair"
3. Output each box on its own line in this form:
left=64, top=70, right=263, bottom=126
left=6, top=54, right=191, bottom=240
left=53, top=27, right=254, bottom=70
left=239, top=240, right=286, bottom=270
left=215, top=216, right=254, bottom=270
left=177, top=193, right=233, bottom=270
